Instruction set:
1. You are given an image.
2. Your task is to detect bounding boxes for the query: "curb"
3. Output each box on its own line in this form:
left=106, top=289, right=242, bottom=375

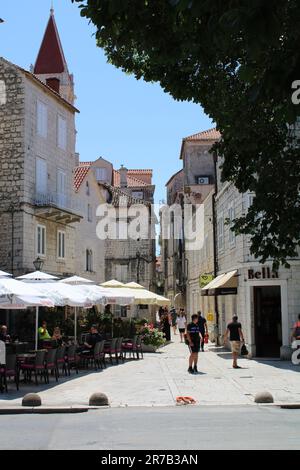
left=279, top=404, right=300, bottom=410
left=0, top=407, right=89, bottom=415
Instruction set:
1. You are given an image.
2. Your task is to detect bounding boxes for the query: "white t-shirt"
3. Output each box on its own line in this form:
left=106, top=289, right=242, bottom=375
left=177, top=316, right=187, bottom=329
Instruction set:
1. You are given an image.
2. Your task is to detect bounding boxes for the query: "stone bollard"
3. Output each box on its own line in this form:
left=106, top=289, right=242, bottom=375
left=89, top=393, right=109, bottom=407
left=254, top=391, right=274, bottom=404
left=22, top=393, right=42, bottom=407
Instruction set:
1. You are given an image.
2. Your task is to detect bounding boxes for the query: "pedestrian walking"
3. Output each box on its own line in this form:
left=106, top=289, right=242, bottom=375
left=223, top=315, right=245, bottom=369
left=197, top=311, right=208, bottom=351
left=161, top=310, right=171, bottom=342
left=186, top=314, right=203, bottom=374
left=170, top=307, right=178, bottom=336
left=177, top=311, right=187, bottom=343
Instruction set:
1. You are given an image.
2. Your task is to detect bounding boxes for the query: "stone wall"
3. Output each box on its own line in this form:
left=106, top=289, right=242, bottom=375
left=182, top=141, right=215, bottom=186
left=0, top=59, right=25, bottom=274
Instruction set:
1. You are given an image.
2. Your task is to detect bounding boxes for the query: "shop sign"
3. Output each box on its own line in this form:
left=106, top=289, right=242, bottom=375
left=248, top=267, right=279, bottom=280
left=199, top=274, right=214, bottom=288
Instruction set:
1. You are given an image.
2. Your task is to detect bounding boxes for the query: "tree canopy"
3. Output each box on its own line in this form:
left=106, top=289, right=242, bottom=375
left=72, top=0, right=300, bottom=267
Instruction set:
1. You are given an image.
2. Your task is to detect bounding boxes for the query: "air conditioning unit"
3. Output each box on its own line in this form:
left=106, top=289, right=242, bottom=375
left=197, top=176, right=210, bottom=185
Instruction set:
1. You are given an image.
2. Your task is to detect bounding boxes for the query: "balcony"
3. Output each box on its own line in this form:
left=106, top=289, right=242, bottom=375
left=34, top=192, right=83, bottom=224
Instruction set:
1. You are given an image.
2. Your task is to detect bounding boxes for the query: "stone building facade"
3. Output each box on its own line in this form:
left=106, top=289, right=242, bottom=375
left=161, top=169, right=184, bottom=305
left=0, top=12, right=80, bottom=277
left=161, top=129, right=218, bottom=315
left=214, top=176, right=300, bottom=359
left=103, top=166, right=156, bottom=291
left=73, top=159, right=107, bottom=284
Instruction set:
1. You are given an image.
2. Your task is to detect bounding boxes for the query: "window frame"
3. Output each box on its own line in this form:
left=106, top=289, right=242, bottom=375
left=37, top=100, right=48, bottom=138
left=57, top=114, right=67, bottom=150
left=95, top=167, right=108, bottom=182
left=86, top=249, right=93, bottom=272
left=57, top=230, right=66, bottom=260
left=228, top=202, right=236, bottom=248
left=36, top=224, right=46, bottom=257
left=217, top=213, right=225, bottom=253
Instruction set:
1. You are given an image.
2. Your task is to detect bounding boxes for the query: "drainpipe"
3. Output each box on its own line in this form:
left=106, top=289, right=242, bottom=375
left=212, top=152, right=219, bottom=345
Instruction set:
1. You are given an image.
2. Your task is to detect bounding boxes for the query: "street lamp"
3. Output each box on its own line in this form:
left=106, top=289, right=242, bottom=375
left=33, top=257, right=44, bottom=271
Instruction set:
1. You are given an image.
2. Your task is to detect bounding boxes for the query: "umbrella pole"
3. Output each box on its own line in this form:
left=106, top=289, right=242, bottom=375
left=35, top=306, right=39, bottom=350
left=74, top=306, right=77, bottom=342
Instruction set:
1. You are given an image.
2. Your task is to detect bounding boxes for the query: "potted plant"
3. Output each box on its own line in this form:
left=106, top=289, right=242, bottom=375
left=139, top=323, right=166, bottom=352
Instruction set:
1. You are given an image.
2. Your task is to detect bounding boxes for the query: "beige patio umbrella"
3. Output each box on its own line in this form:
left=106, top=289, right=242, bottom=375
left=124, top=282, right=170, bottom=306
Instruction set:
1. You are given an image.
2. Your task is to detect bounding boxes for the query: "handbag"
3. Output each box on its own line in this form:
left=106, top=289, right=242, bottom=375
left=241, top=343, right=249, bottom=356
left=204, top=334, right=209, bottom=344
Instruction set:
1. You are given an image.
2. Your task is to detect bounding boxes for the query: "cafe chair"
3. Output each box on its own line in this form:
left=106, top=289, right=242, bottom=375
left=0, top=354, right=19, bottom=392
left=44, top=348, right=58, bottom=383
left=20, top=350, right=47, bottom=385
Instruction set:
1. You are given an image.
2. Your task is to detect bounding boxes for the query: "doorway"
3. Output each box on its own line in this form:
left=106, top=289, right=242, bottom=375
left=254, top=286, right=282, bottom=357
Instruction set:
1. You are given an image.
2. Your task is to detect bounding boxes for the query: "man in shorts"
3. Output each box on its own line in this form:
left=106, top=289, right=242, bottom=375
left=186, top=314, right=203, bottom=374
left=224, top=315, right=245, bottom=369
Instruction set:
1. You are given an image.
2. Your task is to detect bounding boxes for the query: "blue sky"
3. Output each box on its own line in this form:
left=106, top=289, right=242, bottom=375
left=1, top=0, right=213, bottom=203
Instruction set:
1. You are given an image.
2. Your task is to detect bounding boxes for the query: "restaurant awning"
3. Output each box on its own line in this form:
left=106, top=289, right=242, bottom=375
left=201, top=270, right=238, bottom=296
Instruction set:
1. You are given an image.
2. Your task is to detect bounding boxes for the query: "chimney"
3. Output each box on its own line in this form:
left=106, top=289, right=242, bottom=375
left=46, top=77, right=60, bottom=94
left=119, top=165, right=128, bottom=188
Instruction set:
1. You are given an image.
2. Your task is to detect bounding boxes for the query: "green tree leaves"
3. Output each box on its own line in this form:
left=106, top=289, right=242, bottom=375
left=72, top=0, right=300, bottom=266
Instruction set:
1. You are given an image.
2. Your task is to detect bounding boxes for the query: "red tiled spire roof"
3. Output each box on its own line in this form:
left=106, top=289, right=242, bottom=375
left=34, top=9, right=68, bottom=75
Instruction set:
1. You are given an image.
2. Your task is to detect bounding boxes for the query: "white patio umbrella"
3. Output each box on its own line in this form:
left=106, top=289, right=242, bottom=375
left=59, top=275, right=95, bottom=286
left=0, top=278, right=54, bottom=349
left=17, top=271, right=59, bottom=282
left=0, top=278, right=54, bottom=308
left=0, top=270, right=12, bottom=278
left=60, top=275, right=100, bottom=340
left=19, top=281, right=94, bottom=348
left=101, top=280, right=170, bottom=306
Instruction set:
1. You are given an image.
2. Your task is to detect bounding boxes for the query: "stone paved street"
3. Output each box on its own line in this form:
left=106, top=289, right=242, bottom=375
left=1, top=334, right=300, bottom=408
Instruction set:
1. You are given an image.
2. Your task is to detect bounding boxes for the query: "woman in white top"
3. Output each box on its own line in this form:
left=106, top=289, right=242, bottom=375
left=177, top=310, right=187, bottom=343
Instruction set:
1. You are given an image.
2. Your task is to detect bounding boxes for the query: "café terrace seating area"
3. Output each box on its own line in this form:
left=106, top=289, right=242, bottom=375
left=0, top=270, right=169, bottom=394
left=0, top=334, right=144, bottom=393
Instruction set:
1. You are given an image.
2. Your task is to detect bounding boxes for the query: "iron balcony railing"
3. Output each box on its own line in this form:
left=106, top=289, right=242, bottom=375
left=34, top=192, right=84, bottom=216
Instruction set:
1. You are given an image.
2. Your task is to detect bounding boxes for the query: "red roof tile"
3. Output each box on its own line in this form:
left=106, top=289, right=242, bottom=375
left=73, top=164, right=90, bottom=192
left=74, top=163, right=153, bottom=192
left=113, top=170, right=152, bottom=188
left=184, top=128, right=221, bottom=142
left=180, top=128, right=221, bottom=159
left=34, top=10, right=68, bottom=75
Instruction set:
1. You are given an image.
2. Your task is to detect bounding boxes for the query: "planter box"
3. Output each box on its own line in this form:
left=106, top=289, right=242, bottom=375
left=141, top=343, right=159, bottom=353
left=141, top=342, right=168, bottom=352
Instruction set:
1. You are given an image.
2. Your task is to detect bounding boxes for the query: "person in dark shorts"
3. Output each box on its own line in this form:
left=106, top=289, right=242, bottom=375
left=224, top=315, right=245, bottom=369
left=186, top=314, right=203, bottom=374
left=197, top=311, right=208, bottom=351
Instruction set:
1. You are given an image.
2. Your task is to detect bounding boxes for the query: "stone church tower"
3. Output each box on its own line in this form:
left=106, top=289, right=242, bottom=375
left=33, top=8, right=75, bottom=105
left=0, top=8, right=80, bottom=278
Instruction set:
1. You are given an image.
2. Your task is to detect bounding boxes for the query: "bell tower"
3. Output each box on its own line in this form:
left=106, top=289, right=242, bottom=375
left=33, top=8, right=75, bottom=104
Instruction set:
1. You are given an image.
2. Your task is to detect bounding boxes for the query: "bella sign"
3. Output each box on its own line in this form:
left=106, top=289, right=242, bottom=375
left=248, top=267, right=279, bottom=280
